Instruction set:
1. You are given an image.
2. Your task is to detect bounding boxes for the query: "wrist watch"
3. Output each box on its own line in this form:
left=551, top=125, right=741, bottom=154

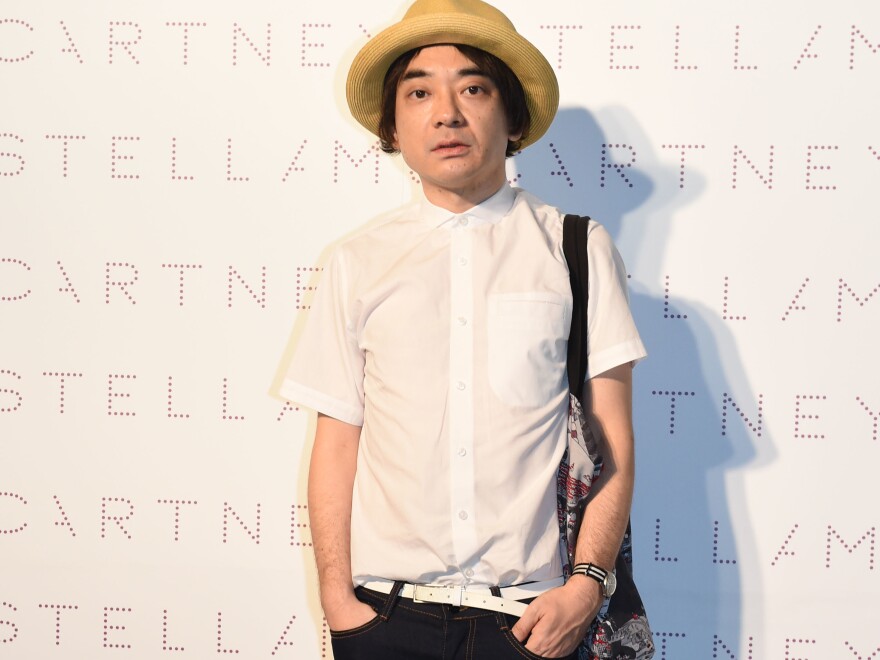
left=572, top=563, right=617, bottom=598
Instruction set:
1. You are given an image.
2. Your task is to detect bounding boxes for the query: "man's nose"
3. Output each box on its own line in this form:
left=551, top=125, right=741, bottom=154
left=433, top=91, right=464, bottom=127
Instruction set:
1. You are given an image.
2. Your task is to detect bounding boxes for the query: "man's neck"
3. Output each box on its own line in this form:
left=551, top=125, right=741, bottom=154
left=421, top=178, right=507, bottom=214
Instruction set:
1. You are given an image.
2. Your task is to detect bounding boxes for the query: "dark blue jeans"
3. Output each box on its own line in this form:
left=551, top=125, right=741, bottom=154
left=329, top=582, right=579, bottom=660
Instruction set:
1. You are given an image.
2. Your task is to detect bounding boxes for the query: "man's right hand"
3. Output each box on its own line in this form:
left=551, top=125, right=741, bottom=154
left=324, top=593, right=379, bottom=632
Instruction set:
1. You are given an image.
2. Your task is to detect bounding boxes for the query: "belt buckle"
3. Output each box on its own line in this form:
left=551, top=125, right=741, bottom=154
left=412, top=584, right=464, bottom=607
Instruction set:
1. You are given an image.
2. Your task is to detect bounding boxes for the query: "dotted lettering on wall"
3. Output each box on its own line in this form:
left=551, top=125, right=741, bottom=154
left=222, top=502, right=261, bottom=545
left=0, top=369, right=23, bottom=414
left=162, top=263, right=203, bottom=306
left=166, top=376, right=190, bottom=419
left=296, top=266, right=322, bottom=310
left=837, top=278, right=879, bottom=322
left=770, top=523, right=799, bottom=567
left=731, top=144, right=773, bottom=190
left=654, top=518, right=678, bottom=563
left=43, top=372, right=83, bottom=414
left=1, top=257, right=31, bottom=300
left=162, top=609, right=184, bottom=651
left=609, top=25, right=640, bottom=70
left=52, top=494, right=77, bottom=537
left=170, top=137, right=195, bottom=181
left=673, top=25, right=698, bottom=70
left=103, top=606, right=132, bottom=649
left=825, top=525, right=876, bottom=570
left=290, top=504, right=312, bottom=547
left=227, top=265, right=267, bottom=309
left=844, top=641, right=880, bottom=659
left=600, top=144, right=636, bottom=188
left=0, top=19, right=34, bottom=63
left=714, top=634, right=754, bottom=660
left=655, top=632, right=685, bottom=660
left=101, top=497, right=134, bottom=540
left=108, top=21, right=142, bottom=65
left=713, top=520, right=737, bottom=565
left=733, top=25, right=758, bottom=70
left=232, top=22, right=271, bottom=67
left=409, top=169, right=421, bottom=184
left=275, top=400, right=299, bottom=422
left=58, top=20, right=84, bottom=64
left=221, top=377, right=246, bottom=421
left=794, top=394, right=826, bottom=439
left=226, top=137, right=251, bottom=182
left=0, top=492, right=27, bottom=534
left=38, top=604, right=78, bottom=647
left=721, top=392, right=763, bottom=437
left=722, top=276, right=747, bottom=320
left=785, top=639, right=817, bottom=659
left=548, top=142, right=573, bottom=187
left=804, top=144, right=838, bottom=191
left=322, top=618, right=329, bottom=658
left=0, top=133, right=26, bottom=177
left=270, top=614, right=297, bottom=656
left=855, top=396, right=879, bottom=442
left=333, top=140, right=381, bottom=184
left=850, top=26, right=879, bottom=70
left=661, top=144, right=705, bottom=189
left=301, top=23, right=331, bottom=68
left=104, top=261, right=139, bottom=305
left=157, top=499, right=198, bottom=541
left=281, top=139, right=308, bottom=182
left=165, top=22, right=207, bottom=66
left=650, top=390, right=695, bottom=435
left=538, top=25, right=583, bottom=70
left=216, top=611, right=240, bottom=654
left=0, top=601, right=19, bottom=645
left=107, top=374, right=136, bottom=417
left=45, top=134, right=86, bottom=178
left=870, top=145, right=880, bottom=162
left=56, top=260, right=82, bottom=302
left=110, top=136, right=141, bottom=180
left=781, top=277, right=810, bottom=321
left=663, top=275, right=687, bottom=319
left=793, top=25, right=822, bottom=70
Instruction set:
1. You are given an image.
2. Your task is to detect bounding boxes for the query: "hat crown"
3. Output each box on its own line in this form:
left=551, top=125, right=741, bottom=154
left=403, top=0, right=515, bottom=31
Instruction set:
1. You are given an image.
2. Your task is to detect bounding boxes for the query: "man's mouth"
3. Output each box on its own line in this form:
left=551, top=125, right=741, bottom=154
left=433, top=141, right=468, bottom=153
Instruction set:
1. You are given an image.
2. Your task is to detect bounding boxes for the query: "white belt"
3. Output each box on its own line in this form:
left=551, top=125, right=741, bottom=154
left=360, top=577, right=564, bottom=618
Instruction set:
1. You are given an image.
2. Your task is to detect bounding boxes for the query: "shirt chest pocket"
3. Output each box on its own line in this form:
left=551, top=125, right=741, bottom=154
left=487, top=292, right=570, bottom=408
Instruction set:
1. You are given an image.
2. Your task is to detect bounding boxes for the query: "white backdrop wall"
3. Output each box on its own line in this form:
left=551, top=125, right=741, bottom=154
left=1, top=0, right=878, bottom=658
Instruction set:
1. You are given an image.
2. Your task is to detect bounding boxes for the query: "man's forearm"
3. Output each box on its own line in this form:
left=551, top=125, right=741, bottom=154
left=307, top=414, right=362, bottom=613
left=576, top=363, right=636, bottom=571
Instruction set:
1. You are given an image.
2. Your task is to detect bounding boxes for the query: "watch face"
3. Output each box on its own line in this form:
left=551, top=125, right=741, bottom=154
left=604, top=571, right=617, bottom=598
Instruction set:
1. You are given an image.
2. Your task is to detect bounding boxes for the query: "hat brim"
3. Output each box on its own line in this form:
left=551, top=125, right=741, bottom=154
left=346, top=14, right=559, bottom=150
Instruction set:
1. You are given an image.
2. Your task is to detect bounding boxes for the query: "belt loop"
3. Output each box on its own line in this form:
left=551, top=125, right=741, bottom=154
left=489, top=585, right=509, bottom=629
left=378, top=580, right=404, bottom=621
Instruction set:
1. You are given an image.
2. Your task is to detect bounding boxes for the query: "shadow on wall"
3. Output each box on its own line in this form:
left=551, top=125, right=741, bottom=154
left=512, top=107, right=771, bottom=656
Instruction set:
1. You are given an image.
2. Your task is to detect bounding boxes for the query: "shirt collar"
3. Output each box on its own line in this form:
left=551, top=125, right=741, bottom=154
left=418, top=183, right=517, bottom=228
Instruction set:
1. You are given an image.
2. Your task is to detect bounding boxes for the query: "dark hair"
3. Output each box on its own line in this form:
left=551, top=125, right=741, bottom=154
left=377, top=44, right=530, bottom=158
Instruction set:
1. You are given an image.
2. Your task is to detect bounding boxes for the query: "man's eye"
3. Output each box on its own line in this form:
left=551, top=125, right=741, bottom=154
left=466, top=86, right=482, bottom=95
left=412, top=89, right=427, bottom=99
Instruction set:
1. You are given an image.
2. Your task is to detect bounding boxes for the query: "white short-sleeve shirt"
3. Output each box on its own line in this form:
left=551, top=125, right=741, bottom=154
left=281, top=183, right=646, bottom=587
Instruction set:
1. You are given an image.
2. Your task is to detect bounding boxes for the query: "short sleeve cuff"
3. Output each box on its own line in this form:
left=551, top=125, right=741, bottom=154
left=586, top=338, right=647, bottom=380
left=279, top=379, right=364, bottom=426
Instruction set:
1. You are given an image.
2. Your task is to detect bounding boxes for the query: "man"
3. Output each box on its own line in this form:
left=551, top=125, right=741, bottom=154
left=280, top=0, right=646, bottom=657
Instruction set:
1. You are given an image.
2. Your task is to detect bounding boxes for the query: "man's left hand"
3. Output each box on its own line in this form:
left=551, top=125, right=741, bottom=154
left=510, top=576, right=602, bottom=658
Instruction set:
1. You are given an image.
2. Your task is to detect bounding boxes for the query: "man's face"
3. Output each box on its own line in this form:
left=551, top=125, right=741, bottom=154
left=392, top=45, right=520, bottom=209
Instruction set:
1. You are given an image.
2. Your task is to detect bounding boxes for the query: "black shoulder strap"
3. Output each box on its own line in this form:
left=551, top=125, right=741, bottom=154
left=562, top=214, right=590, bottom=401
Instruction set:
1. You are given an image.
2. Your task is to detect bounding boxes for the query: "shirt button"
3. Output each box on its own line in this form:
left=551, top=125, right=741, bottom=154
left=458, top=447, right=467, bottom=457
left=458, top=510, right=468, bottom=520
left=464, top=568, right=475, bottom=578
left=457, top=257, right=468, bottom=266
left=457, top=317, right=467, bottom=326
left=460, top=217, right=469, bottom=227
left=456, top=381, right=466, bottom=391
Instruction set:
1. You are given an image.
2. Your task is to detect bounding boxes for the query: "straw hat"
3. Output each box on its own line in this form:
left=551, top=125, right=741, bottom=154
left=346, top=0, right=559, bottom=149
